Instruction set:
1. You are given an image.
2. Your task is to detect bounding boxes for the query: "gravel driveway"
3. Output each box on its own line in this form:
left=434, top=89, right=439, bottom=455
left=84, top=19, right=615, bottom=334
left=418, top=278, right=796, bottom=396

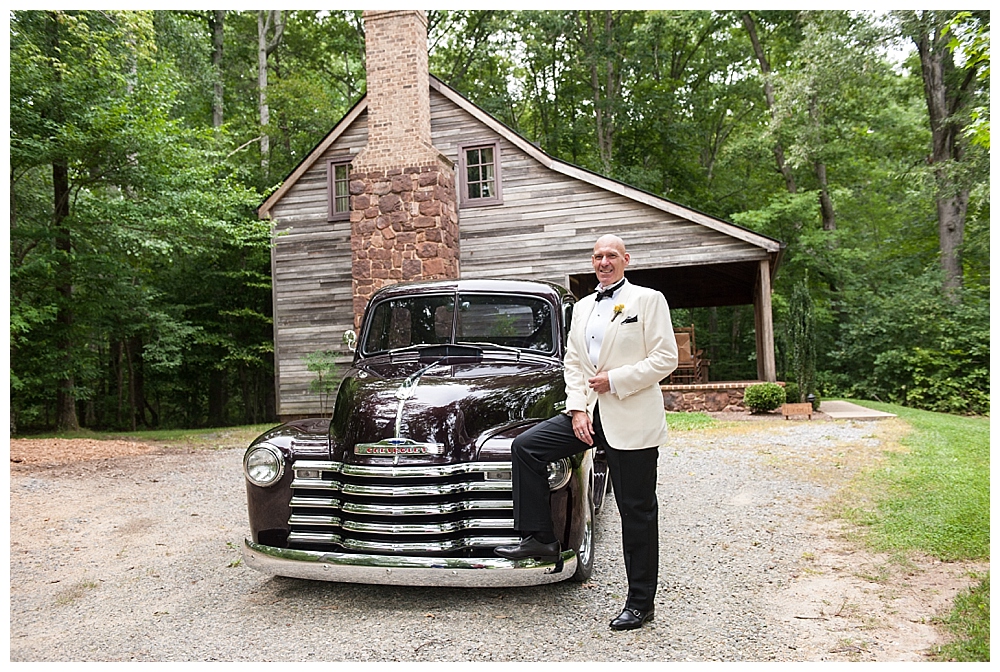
left=9, top=418, right=977, bottom=662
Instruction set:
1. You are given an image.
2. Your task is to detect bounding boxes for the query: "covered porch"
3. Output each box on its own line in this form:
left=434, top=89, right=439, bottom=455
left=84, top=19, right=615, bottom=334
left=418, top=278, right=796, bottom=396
left=570, top=251, right=784, bottom=387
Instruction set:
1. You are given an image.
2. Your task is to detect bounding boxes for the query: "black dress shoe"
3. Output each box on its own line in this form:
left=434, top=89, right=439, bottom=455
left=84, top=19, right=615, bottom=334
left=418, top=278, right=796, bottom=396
left=609, top=607, right=655, bottom=631
left=494, top=536, right=561, bottom=560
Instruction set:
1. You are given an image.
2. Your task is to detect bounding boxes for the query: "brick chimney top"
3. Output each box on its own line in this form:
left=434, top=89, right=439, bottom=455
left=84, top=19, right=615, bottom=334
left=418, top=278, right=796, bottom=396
left=355, top=10, right=440, bottom=171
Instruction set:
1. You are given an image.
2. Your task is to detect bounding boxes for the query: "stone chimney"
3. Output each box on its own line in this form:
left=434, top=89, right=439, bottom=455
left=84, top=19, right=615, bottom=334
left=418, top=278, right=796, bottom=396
left=350, top=10, right=460, bottom=329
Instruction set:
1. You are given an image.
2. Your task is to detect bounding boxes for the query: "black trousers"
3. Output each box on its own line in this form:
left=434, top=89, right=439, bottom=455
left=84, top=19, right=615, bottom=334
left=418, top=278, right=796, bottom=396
left=510, top=406, right=660, bottom=611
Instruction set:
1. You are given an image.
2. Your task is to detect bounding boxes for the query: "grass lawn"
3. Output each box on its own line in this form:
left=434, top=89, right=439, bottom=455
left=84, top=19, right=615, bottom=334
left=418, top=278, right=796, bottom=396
left=839, top=400, right=990, bottom=662
left=664, top=411, right=717, bottom=431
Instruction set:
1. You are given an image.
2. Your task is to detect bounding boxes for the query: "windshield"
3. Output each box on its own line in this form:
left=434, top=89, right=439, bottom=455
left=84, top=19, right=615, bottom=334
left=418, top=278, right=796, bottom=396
left=362, top=293, right=555, bottom=355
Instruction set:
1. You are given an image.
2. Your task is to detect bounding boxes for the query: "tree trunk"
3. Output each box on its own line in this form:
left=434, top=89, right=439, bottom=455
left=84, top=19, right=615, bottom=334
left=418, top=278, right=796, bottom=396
left=208, top=369, right=228, bottom=427
left=579, top=11, right=619, bottom=175
left=48, top=12, right=79, bottom=432
left=53, top=160, right=78, bottom=432
left=128, top=335, right=150, bottom=429
left=913, top=15, right=970, bottom=299
left=815, top=161, right=836, bottom=231
left=742, top=12, right=797, bottom=195
left=257, top=12, right=269, bottom=176
left=808, top=92, right=836, bottom=231
left=210, top=10, right=225, bottom=128
left=257, top=10, right=284, bottom=179
left=124, top=337, right=137, bottom=431
left=937, top=192, right=968, bottom=295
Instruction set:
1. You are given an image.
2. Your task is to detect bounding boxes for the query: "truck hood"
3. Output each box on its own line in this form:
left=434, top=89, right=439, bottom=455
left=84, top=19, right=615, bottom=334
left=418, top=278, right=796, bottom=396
left=328, top=355, right=564, bottom=465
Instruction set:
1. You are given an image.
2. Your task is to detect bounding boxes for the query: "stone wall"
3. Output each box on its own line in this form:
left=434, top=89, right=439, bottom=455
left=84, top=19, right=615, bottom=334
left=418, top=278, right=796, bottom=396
left=661, top=383, right=755, bottom=413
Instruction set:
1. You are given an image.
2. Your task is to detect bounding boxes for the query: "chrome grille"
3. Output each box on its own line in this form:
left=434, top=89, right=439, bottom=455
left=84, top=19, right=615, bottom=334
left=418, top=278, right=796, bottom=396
left=287, top=460, right=519, bottom=555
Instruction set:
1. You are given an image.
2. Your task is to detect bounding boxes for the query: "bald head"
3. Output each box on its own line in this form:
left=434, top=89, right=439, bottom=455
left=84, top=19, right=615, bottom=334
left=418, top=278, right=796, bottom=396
left=591, top=235, right=630, bottom=287
left=594, top=234, right=626, bottom=255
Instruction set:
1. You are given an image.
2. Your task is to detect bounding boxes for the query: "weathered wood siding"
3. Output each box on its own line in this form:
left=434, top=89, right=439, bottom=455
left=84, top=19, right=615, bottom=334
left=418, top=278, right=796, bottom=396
left=270, top=90, right=769, bottom=416
left=268, top=114, right=368, bottom=416
left=428, top=90, right=768, bottom=287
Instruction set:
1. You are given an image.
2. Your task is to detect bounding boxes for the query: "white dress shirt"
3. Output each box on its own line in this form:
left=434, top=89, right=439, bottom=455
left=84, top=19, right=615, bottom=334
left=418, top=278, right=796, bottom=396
left=585, top=279, right=627, bottom=392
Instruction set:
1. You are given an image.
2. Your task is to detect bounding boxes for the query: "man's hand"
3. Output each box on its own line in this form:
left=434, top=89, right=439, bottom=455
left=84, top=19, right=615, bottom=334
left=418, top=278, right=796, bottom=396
left=571, top=410, right=594, bottom=446
left=588, top=371, right=611, bottom=395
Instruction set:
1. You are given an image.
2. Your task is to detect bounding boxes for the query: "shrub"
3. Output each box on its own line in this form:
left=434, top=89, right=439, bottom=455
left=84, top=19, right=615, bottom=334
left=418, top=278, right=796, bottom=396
left=784, top=382, right=801, bottom=404
left=744, top=382, right=786, bottom=413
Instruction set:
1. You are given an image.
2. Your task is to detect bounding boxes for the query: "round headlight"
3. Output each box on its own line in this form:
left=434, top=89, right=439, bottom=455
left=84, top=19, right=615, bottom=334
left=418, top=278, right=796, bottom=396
left=547, top=458, right=572, bottom=491
left=244, top=444, right=285, bottom=487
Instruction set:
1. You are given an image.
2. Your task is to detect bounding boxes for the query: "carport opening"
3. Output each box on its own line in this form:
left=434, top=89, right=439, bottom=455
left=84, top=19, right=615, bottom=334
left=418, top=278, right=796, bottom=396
left=569, top=260, right=773, bottom=384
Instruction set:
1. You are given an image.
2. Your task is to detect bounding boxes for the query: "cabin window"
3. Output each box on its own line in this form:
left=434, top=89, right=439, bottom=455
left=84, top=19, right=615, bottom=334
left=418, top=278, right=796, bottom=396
left=458, top=141, right=502, bottom=207
left=327, top=159, right=352, bottom=221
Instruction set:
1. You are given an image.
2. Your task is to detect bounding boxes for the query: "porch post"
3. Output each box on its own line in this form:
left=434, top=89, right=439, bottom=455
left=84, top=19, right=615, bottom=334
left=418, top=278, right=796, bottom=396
left=755, top=258, right=776, bottom=382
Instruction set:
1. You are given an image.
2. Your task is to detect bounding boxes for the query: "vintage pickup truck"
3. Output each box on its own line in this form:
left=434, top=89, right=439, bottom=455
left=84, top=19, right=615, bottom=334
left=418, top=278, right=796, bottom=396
left=242, top=278, right=609, bottom=587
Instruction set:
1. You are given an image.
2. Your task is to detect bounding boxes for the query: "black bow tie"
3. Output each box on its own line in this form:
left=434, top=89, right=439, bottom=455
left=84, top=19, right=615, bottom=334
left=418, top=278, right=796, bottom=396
left=596, top=280, right=624, bottom=301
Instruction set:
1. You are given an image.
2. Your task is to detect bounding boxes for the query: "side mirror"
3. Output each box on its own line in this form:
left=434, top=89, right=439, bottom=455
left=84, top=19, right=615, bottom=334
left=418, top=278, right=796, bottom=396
left=343, top=330, right=357, bottom=353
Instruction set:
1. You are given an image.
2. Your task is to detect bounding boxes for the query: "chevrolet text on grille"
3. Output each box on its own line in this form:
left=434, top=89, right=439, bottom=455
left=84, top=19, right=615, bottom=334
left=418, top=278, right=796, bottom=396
left=354, top=439, right=445, bottom=456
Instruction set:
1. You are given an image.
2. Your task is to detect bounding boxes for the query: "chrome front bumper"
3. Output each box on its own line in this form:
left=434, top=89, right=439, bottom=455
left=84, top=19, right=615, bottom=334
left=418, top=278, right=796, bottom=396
left=243, top=539, right=577, bottom=587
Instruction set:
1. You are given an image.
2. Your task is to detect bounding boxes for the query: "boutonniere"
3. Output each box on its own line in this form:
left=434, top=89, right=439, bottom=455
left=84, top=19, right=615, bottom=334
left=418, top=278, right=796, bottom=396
left=612, top=304, right=625, bottom=321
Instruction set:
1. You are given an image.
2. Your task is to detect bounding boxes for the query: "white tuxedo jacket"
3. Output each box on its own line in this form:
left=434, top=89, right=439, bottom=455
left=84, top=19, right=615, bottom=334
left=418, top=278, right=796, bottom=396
left=564, top=282, right=678, bottom=450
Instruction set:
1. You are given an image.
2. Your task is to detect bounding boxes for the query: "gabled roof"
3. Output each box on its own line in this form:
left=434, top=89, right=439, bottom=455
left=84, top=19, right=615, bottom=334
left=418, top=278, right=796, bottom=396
left=258, top=94, right=368, bottom=219
left=258, top=76, right=783, bottom=257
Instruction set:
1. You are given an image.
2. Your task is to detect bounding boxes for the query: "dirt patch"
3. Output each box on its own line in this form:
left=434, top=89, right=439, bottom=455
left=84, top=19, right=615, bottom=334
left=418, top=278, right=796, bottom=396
left=770, top=517, right=988, bottom=661
left=9, top=438, right=160, bottom=466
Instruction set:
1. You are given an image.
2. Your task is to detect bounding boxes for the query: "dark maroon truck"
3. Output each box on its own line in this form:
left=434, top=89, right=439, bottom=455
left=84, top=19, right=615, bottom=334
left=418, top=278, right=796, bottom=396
left=242, top=279, right=608, bottom=586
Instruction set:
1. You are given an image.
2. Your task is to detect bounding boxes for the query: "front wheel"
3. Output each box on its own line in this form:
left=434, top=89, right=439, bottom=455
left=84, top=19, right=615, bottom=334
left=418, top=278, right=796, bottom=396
left=570, top=492, right=595, bottom=582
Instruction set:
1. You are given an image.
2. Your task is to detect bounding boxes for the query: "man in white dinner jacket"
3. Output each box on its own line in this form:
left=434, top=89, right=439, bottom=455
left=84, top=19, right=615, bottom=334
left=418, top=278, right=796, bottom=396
left=496, top=234, right=678, bottom=631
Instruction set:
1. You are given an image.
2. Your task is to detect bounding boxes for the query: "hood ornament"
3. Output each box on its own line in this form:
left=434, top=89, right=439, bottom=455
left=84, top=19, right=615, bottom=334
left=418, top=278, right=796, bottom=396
left=370, top=359, right=444, bottom=465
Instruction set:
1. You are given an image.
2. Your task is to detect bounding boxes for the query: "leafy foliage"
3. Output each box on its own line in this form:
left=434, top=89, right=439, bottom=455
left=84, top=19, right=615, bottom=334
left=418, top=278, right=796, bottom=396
left=303, top=350, right=341, bottom=416
left=743, top=383, right=786, bottom=413
left=826, top=271, right=989, bottom=415
left=9, top=9, right=990, bottom=430
left=10, top=10, right=271, bottom=431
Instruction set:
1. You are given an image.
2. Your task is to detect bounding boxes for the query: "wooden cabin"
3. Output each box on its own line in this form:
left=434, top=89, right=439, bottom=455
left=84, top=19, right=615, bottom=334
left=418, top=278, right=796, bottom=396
left=258, top=11, right=784, bottom=419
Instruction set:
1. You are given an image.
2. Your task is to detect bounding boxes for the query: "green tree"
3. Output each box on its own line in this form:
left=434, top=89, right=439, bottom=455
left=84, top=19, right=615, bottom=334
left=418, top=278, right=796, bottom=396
left=946, top=12, right=990, bottom=150
left=10, top=10, right=267, bottom=431
left=787, top=275, right=816, bottom=403
left=11, top=10, right=167, bottom=430
left=893, top=10, right=989, bottom=299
